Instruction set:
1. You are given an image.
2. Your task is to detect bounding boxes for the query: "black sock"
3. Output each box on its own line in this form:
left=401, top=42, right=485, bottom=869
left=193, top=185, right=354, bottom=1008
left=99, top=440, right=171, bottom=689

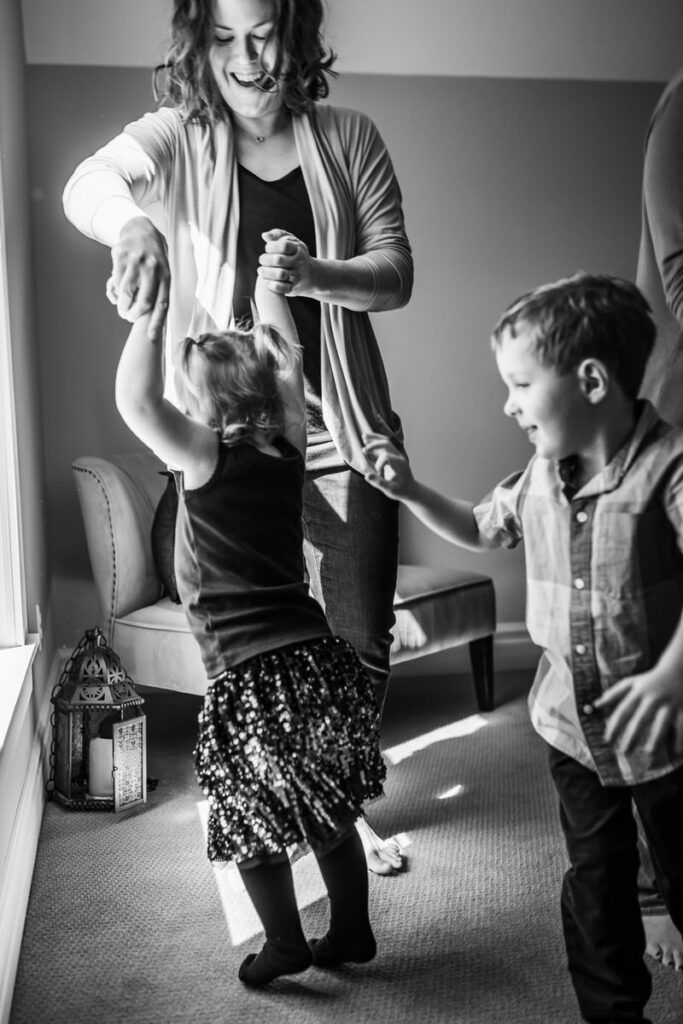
left=237, top=856, right=312, bottom=986
left=310, top=829, right=376, bottom=967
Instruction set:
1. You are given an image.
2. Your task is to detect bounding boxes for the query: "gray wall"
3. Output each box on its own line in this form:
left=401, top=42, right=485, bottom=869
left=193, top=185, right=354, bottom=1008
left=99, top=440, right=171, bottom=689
left=1, top=3, right=51, bottom=678
left=1, top=0, right=53, bottom=996
left=26, top=65, right=662, bottom=645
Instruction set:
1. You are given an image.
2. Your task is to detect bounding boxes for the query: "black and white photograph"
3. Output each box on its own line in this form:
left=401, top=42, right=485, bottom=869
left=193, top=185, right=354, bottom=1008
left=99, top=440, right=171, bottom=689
left=2, top=2, right=683, bottom=1022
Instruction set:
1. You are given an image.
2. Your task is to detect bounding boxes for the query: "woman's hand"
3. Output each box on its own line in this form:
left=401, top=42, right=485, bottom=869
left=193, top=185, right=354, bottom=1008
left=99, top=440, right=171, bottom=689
left=109, top=216, right=170, bottom=339
left=258, top=228, right=314, bottom=296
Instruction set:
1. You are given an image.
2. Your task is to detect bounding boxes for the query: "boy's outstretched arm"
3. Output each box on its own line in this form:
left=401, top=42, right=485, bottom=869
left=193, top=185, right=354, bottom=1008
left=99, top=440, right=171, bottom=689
left=255, top=231, right=306, bottom=457
left=594, top=611, right=683, bottom=754
left=364, top=438, right=492, bottom=551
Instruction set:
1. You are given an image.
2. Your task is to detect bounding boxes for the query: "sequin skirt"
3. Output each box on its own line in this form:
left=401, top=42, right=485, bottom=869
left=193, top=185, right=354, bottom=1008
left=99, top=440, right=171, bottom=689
left=194, top=635, right=386, bottom=864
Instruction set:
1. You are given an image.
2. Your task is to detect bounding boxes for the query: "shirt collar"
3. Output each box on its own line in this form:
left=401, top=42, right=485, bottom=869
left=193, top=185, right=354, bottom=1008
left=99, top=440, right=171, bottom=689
left=557, top=400, right=663, bottom=500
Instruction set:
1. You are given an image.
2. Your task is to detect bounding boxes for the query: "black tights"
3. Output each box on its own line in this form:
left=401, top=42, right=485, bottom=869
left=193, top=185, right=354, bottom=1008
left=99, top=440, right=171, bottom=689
left=236, top=827, right=375, bottom=986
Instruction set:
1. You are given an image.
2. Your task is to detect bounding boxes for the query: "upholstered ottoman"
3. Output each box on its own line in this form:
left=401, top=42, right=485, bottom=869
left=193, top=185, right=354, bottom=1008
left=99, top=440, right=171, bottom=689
left=391, top=565, right=496, bottom=712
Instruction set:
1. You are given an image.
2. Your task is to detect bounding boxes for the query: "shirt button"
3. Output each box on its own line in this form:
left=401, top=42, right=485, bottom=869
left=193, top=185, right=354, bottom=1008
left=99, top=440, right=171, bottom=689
left=576, top=511, right=588, bottom=524
left=575, top=643, right=586, bottom=655
left=582, top=703, right=594, bottom=715
left=574, top=578, right=585, bottom=590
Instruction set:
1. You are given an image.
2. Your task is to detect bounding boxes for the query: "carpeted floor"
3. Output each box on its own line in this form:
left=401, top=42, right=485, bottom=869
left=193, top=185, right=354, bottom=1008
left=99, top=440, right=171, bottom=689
left=10, top=670, right=683, bottom=1024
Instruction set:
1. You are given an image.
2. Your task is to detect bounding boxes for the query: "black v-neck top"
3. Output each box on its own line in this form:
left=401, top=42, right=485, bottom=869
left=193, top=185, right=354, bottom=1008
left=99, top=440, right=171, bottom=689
left=233, top=164, right=325, bottom=432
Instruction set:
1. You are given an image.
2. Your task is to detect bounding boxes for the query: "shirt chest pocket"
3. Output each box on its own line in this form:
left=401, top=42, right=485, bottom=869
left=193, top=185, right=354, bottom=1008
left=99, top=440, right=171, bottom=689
left=592, top=507, right=681, bottom=598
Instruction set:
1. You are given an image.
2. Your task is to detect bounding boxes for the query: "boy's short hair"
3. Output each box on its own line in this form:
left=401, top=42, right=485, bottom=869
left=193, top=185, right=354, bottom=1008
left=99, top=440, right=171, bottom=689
left=491, top=273, right=656, bottom=400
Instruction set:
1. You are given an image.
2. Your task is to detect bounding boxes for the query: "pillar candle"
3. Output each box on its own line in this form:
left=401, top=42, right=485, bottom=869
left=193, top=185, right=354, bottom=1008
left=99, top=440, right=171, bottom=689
left=88, top=737, right=114, bottom=798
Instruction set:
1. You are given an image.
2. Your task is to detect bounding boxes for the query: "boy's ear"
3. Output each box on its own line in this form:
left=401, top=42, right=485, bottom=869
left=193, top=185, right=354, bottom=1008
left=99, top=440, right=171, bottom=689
left=577, top=358, right=609, bottom=403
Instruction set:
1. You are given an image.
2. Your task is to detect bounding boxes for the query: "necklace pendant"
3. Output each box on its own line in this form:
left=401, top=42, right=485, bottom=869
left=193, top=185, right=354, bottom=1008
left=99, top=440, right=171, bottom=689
left=256, top=135, right=266, bottom=143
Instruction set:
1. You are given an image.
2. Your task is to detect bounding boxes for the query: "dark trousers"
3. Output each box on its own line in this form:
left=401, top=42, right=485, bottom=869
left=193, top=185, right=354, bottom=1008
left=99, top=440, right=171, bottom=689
left=547, top=745, right=683, bottom=1023
left=635, top=809, right=669, bottom=916
left=303, top=466, right=399, bottom=713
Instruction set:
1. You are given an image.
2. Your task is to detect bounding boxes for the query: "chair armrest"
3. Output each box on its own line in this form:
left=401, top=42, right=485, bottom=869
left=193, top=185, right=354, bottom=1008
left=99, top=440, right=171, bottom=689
left=72, top=454, right=168, bottom=639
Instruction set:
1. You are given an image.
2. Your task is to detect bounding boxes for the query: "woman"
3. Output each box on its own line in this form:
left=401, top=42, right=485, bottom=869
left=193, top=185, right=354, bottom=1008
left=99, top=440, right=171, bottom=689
left=635, top=66, right=683, bottom=970
left=63, top=0, right=413, bottom=874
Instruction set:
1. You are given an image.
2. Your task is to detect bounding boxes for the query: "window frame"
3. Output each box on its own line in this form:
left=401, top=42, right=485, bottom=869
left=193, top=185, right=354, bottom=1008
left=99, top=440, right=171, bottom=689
left=0, top=152, right=27, bottom=650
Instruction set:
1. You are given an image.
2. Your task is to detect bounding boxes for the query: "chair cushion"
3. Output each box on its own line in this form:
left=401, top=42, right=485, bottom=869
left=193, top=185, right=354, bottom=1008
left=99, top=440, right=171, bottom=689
left=112, top=599, right=206, bottom=695
left=111, top=565, right=496, bottom=691
left=391, top=564, right=496, bottom=664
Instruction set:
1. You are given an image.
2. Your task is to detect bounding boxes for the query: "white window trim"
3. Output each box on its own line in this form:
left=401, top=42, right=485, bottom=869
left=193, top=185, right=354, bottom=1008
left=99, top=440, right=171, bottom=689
left=0, top=641, right=38, bottom=749
left=0, top=144, right=27, bottom=651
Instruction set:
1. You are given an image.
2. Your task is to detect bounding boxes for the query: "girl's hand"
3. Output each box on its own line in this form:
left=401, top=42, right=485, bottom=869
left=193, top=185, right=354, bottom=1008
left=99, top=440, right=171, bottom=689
left=593, top=668, right=683, bottom=755
left=363, top=438, right=416, bottom=501
left=258, top=228, right=314, bottom=296
left=109, top=216, right=170, bottom=339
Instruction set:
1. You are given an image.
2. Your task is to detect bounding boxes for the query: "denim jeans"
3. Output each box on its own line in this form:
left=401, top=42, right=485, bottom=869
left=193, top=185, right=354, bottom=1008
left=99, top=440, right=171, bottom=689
left=548, top=744, right=683, bottom=1023
left=302, top=466, right=399, bottom=713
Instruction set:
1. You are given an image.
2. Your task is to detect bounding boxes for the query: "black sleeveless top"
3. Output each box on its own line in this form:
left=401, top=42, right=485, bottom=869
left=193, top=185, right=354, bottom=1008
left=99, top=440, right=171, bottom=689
left=175, top=437, right=331, bottom=678
left=233, top=164, right=326, bottom=434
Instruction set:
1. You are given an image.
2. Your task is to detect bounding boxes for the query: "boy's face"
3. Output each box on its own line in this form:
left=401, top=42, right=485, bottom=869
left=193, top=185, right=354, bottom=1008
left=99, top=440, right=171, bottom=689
left=495, top=327, right=592, bottom=462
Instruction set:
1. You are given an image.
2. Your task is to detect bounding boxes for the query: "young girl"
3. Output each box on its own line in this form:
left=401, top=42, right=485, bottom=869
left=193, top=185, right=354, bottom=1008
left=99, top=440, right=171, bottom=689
left=114, top=234, right=386, bottom=987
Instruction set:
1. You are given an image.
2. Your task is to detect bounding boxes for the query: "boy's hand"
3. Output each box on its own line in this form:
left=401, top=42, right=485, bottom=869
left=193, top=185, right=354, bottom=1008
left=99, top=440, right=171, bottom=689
left=363, top=438, right=416, bottom=500
left=593, top=668, right=683, bottom=755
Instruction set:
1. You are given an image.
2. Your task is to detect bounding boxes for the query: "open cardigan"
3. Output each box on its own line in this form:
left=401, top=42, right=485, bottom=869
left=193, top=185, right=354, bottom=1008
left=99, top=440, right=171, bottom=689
left=637, top=70, right=683, bottom=427
left=63, top=104, right=414, bottom=473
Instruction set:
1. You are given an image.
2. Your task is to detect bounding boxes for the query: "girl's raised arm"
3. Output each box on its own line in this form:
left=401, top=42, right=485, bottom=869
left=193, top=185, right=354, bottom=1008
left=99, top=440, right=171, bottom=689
left=254, top=243, right=306, bottom=458
left=115, top=311, right=215, bottom=477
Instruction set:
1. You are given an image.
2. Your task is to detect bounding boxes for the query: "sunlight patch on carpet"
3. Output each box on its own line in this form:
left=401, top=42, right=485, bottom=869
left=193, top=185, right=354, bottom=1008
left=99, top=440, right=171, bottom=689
left=436, top=783, right=465, bottom=800
left=196, top=800, right=328, bottom=945
left=382, top=714, right=488, bottom=765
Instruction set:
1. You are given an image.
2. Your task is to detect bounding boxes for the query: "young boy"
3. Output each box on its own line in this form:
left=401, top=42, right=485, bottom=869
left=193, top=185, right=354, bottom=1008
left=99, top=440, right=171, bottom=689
left=365, top=273, right=683, bottom=1024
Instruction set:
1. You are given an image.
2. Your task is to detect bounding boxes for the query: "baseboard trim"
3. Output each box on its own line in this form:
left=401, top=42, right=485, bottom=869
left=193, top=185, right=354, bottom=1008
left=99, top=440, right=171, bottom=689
left=0, top=647, right=64, bottom=1024
left=494, top=622, right=539, bottom=671
left=391, top=621, right=537, bottom=678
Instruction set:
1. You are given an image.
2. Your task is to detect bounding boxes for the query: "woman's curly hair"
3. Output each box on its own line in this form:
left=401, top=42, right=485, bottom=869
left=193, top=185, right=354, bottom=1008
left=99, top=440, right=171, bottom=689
left=154, top=0, right=337, bottom=122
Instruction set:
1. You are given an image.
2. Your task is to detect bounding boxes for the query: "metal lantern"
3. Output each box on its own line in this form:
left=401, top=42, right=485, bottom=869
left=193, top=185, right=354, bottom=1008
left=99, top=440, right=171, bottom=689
left=49, top=627, right=147, bottom=812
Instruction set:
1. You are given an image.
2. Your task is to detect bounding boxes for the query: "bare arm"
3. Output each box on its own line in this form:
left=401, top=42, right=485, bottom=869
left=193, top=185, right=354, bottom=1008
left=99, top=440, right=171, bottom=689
left=115, top=313, right=215, bottom=479
left=363, top=438, right=493, bottom=551
left=254, top=246, right=306, bottom=457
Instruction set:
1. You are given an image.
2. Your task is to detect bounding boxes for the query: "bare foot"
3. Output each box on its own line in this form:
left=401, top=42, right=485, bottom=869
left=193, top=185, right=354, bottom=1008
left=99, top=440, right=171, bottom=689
left=355, top=816, right=405, bottom=875
left=643, top=913, right=683, bottom=971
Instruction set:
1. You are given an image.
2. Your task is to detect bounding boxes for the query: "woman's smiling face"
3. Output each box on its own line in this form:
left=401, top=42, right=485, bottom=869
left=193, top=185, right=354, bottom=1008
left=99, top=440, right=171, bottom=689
left=209, top=0, right=284, bottom=120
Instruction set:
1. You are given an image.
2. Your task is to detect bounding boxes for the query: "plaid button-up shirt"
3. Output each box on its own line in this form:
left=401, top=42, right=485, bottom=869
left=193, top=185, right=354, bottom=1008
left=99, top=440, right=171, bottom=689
left=474, top=401, right=683, bottom=786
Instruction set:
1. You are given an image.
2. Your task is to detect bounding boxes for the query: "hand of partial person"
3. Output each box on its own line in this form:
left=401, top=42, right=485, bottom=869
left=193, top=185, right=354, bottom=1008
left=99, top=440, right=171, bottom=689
left=108, top=216, right=170, bottom=339
left=593, top=668, right=683, bottom=755
left=363, top=437, right=416, bottom=500
left=259, top=228, right=314, bottom=296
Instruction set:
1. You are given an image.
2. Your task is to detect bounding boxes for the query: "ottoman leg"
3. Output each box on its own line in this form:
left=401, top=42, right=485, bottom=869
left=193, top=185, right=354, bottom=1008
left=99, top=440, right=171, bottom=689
left=468, top=635, right=494, bottom=712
